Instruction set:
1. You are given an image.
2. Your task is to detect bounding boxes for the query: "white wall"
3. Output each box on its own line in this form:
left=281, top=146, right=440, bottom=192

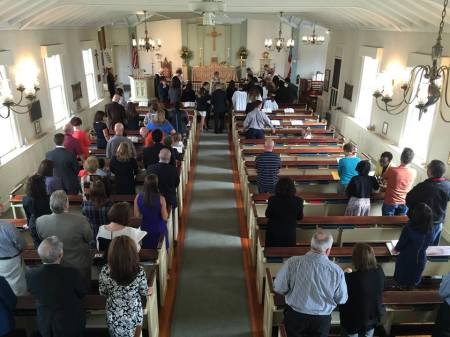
left=297, top=24, right=329, bottom=79
left=0, top=28, right=106, bottom=208
left=136, top=19, right=183, bottom=75
left=246, top=19, right=292, bottom=77
left=322, top=29, right=450, bottom=239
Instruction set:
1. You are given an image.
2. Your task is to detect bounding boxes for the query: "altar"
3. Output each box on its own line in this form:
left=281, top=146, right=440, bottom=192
left=191, top=64, right=237, bottom=82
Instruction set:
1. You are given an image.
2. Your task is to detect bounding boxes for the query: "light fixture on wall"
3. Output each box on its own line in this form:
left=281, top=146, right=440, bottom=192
left=264, top=12, right=295, bottom=53
left=373, top=0, right=450, bottom=123
left=0, top=60, right=39, bottom=119
left=302, top=24, right=325, bottom=45
left=132, top=10, right=162, bottom=52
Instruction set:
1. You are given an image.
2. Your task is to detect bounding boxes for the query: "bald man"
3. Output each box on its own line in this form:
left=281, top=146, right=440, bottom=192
left=105, top=123, right=137, bottom=159
left=255, top=138, right=281, bottom=194
left=105, top=93, right=126, bottom=130
left=147, top=148, right=180, bottom=210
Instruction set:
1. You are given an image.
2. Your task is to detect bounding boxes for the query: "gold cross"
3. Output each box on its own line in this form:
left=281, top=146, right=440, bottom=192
left=207, top=27, right=222, bottom=52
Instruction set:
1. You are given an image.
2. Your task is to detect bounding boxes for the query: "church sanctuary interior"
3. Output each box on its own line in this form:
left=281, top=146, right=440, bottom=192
left=2, top=1, right=450, bottom=337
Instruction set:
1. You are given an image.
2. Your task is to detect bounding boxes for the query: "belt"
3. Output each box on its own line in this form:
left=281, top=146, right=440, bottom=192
left=0, top=252, right=20, bottom=260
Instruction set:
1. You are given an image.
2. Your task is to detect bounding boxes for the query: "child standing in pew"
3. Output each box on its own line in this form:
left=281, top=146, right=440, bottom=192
left=338, top=143, right=361, bottom=194
left=345, top=161, right=380, bottom=216
left=393, top=203, right=434, bottom=289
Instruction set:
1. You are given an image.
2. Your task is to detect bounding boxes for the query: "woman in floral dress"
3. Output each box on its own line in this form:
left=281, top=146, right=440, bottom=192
left=99, top=236, right=149, bottom=337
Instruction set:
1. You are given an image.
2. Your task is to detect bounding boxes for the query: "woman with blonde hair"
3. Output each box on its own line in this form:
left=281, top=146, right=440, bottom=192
left=99, top=235, right=150, bottom=337
left=109, top=142, right=139, bottom=194
left=146, top=109, right=175, bottom=135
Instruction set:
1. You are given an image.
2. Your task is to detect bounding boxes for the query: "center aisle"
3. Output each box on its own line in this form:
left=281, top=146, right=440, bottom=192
left=170, top=132, right=252, bottom=337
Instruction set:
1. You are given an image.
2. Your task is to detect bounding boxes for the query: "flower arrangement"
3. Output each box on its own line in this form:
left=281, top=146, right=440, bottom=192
left=238, top=47, right=249, bottom=59
left=180, top=46, right=193, bottom=62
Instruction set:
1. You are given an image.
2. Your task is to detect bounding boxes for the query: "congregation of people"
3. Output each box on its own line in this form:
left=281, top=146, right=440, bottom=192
left=1, top=64, right=450, bottom=337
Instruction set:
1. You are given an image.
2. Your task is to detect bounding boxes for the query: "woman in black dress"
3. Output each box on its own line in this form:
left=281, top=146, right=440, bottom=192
left=181, top=81, right=196, bottom=102
left=109, top=142, right=139, bottom=195
left=126, top=102, right=140, bottom=131
left=339, top=243, right=385, bottom=337
left=265, top=178, right=303, bottom=247
left=22, top=174, right=51, bottom=247
left=93, top=110, right=109, bottom=149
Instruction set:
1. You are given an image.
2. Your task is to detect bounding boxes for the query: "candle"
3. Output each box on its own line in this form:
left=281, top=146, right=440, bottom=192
left=227, top=47, right=230, bottom=59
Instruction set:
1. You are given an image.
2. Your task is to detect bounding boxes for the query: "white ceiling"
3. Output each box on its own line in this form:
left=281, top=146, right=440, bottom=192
left=0, top=0, right=449, bottom=32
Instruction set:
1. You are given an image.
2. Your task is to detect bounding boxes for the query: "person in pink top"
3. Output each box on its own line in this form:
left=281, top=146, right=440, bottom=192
left=70, top=117, right=91, bottom=160
left=382, top=147, right=417, bottom=216
left=63, top=123, right=83, bottom=160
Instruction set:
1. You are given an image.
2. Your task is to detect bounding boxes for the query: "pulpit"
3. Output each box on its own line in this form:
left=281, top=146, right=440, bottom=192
left=129, top=75, right=155, bottom=103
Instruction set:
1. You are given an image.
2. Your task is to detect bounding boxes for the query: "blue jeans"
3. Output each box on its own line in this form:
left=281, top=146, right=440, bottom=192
left=246, top=128, right=265, bottom=139
left=431, top=222, right=443, bottom=246
left=341, top=328, right=374, bottom=337
left=382, top=203, right=408, bottom=216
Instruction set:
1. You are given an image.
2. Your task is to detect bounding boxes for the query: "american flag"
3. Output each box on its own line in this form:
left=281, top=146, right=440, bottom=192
left=131, top=46, right=139, bottom=69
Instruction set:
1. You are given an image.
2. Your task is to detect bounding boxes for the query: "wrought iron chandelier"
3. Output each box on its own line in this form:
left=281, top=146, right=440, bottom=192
left=302, top=24, right=325, bottom=45
left=132, top=10, right=162, bottom=52
left=373, top=0, right=450, bottom=123
left=264, top=12, right=295, bottom=53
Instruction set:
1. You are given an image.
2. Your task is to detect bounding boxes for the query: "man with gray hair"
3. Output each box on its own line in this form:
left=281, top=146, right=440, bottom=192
left=147, top=148, right=180, bottom=210
left=105, top=122, right=137, bottom=159
left=63, top=122, right=83, bottom=159
left=274, top=230, right=348, bottom=337
left=255, top=138, right=281, bottom=194
left=36, top=190, right=93, bottom=285
left=105, top=93, right=126, bottom=130
left=26, top=236, right=87, bottom=337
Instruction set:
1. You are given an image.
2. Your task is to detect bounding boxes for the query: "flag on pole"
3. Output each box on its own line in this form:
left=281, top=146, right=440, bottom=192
left=286, top=46, right=293, bottom=79
left=131, top=47, right=139, bottom=69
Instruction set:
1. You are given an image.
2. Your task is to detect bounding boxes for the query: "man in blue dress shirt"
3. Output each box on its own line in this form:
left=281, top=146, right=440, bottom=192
left=274, top=230, right=348, bottom=337
left=433, top=272, right=450, bottom=337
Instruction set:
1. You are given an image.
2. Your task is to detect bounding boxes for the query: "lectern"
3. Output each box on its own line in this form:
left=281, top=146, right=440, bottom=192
left=129, top=75, right=155, bottom=103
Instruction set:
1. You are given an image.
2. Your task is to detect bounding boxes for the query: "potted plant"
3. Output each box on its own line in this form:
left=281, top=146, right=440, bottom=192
left=237, top=46, right=249, bottom=60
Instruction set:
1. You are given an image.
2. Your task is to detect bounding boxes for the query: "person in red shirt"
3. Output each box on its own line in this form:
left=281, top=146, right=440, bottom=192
left=63, top=123, right=83, bottom=160
left=70, top=117, right=91, bottom=159
left=139, top=127, right=153, bottom=148
left=382, top=147, right=417, bottom=216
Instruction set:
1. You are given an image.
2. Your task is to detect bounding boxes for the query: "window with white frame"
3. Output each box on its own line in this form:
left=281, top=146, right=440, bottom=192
left=355, top=56, right=379, bottom=126
left=401, top=74, right=436, bottom=161
left=44, top=54, right=69, bottom=124
left=82, top=49, right=98, bottom=104
left=0, top=65, right=19, bottom=158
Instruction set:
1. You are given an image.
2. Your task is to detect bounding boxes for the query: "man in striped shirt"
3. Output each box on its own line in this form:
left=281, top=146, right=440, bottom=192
left=255, top=139, right=281, bottom=194
left=274, top=230, right=348, bottom=337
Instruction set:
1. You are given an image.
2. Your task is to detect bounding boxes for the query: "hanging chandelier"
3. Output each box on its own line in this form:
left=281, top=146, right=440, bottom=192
left=302, top=24, right=325, bottom=45
left=132, top=10, right=162, bottom=52
left=264, top=12, right=295, bottom=53
left=373, top=0, right=450, bottom=123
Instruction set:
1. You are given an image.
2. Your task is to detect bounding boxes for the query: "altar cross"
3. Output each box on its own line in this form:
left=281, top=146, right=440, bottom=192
left=207, top=27, right=222, bottom=52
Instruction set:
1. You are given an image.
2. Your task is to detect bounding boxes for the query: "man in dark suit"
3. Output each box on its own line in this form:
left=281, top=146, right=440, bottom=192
left=285, top=77, right=298, bottom=103
left=211, top=83, right=228, bottom=134
left=147, top=148, right=180, bottom=210
left=143, top=129, right=175, bottom=168
left=45, top=133, right=80, bottom=195
left=105, top=94, right=126, bottom=130
left=275, top=80, right=293, bottom=104
left=26, top=236, right=87, bottom=337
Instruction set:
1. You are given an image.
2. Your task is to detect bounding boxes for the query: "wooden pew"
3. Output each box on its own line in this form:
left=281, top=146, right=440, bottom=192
left=263, top=268, right=442, bottom=337
left=239, top=137, right=342, bottom=145
left=15, top=268, right=159, bottom=337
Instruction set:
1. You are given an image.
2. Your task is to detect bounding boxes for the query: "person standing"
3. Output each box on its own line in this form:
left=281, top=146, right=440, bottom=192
left=433, top=272, right=450, bottom=337
left=345, top=161, right=380, bottom=216
left=374, top=151, right=393, bottom=181
left=382, top=147, right=416, bottom=216
left=134, top=174, right=169, bottom=249
left=181, top=81, right=196, bottom=102
left=26, top=236, right=87, bottom=337
left=36, top=190, right=93, bottom=285
left=105, top=94, right=127, bottom=131
left=274, top=230, right=348, bottom=337
left=45, top=133, right=80, bottom=195
left=406, top=160, right=450, bottom=245
left=393, top=203, right=434, bottom=288
left=99, top=236, right=150, bottom=337
left=211, top=83, right=228, bottom=134
left=106, top=67, right=116, bottom=99
left=109, top=142, right=139, bottom=195
left=232, top=83, right=248, bottom=111
left=93, top=110, right=110, bottom=149
left=105, top=123, right=137, bottom=159
left=337, top=143, right=361, bottom=194
left=169, top=76, right=182, bottom=105
left=196, top=87, right=211, bottom=132
left=265, top=178, right=303, bottom=247
left=339, top=243, right=385, bottom=337
left=0, top=275, right=16, bottom=337
left=70, top=117, right=91, bottom=160
left=63, top=123, right=83, bottom=160
left=255, top=138, right=281, bottom=194
left=167, top=102, right=189, bottom=135
left=243, top=100, right=275, bottom=139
